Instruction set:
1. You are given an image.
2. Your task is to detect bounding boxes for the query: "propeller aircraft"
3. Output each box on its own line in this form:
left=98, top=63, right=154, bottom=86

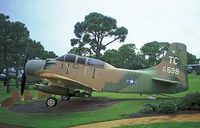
left=0, top=68, right=40, bottom=85
left=21, top=43, right=188, bottom=107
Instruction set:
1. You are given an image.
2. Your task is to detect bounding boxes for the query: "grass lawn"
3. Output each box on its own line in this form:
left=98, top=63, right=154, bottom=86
left=0, top=74, right=199, bottom=128
left=171, top=74, right=200, bottom=97
left=0, top=99, right=155, bottom=128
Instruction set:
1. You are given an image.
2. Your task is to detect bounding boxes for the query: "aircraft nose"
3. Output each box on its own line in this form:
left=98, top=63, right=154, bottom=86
left=25, top=60, right=46, bottom=76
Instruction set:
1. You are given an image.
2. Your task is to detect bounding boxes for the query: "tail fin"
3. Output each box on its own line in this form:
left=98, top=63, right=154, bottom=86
left=153, top=43, right=188, bottom=88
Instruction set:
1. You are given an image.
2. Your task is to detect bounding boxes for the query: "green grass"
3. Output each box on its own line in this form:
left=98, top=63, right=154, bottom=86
left=93, top=91, right=148, bottom=99
left=0, top=74, right=200, bottom=128
left=0, top=85, right=10, bottom=101
left=0, top=100, right=153, bottom=128
left=117, top=122, right=200, bottom=128
left=171, top=74, right=200, bottom=97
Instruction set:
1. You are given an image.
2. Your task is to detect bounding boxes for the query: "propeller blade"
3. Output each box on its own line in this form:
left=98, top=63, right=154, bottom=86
left=21, top=41, right=29, bottom=95
left=21, top=73, right=26, bottom=95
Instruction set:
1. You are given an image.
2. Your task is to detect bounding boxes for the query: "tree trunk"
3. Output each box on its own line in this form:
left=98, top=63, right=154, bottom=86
left=5, top=60, right=11, bottom=93
left=3, top=46, right=11, bottom=93
left=15, top=67, right=19, bottom=88
left=95, top=48, right=101, bottom=59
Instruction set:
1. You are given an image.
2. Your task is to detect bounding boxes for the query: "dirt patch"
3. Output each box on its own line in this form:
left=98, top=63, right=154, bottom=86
left=129, top=110, right=200, bottom=118
left=9, top=97, right=118, bottom=113
left=0, top=124, right=25, bottom=128
left=72, top=113, right=200, bottom=128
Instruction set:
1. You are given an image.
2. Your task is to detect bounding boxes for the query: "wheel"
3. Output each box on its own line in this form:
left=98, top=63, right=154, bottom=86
left=82, top=92, right=92, bottom=97
left=61, top=95, right=70, bottom=101
left=46, top=97, right=57, bottom=107
left=73, top=90, right=81, bottom=96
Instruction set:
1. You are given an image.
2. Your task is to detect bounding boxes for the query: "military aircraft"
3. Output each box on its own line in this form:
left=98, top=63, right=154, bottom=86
left=21, top=43, right=188, bottom=107
left=0, top=68, right=23, bottom=82
left=0, top=68, right=40, bottom=87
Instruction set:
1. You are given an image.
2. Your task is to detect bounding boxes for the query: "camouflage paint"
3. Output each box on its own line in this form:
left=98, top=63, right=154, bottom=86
left=25, top=43, right=188, bottom=96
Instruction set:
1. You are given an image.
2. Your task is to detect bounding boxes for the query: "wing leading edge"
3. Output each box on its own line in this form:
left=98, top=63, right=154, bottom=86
left=39, top=73, right=97, bottom=91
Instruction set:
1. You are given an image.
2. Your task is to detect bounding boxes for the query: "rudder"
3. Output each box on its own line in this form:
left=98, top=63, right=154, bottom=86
left=154, top=43, right=188, bottom=88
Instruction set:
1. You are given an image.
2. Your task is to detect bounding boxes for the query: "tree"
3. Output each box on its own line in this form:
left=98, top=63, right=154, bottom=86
left=102, top=49, right=119, bottom=67
left=0, top=13, right=29, bottom=92
left=140, top=41, right=170, bottom=67
left=117, top=44, right=137, bottom=69
left=0, top=13, right=57, bottom=92
left=187, top=52, right=197, bottom=64
left=10, top=22, right=29, bottom=88
left=27, top=39, right=57, bottom=60
left=160, top=42, right=170, bottom=58
left=68, top=47, right=92, bottom=56
left=70, top=12, right=128, bottom=59
left=46, top=51, right=58, bottom=59
left=102, top=44, right=137, bottom=69
left=0, top=50, right=4, bottom=73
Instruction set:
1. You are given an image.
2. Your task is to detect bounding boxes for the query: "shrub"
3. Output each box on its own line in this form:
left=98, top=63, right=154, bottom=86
left=157, top=101, right=178, bottom=114
left=178, top=92, right=200, bottom=111
left=139, top=93, right=200, bottom=115
left=140, top=104, right=157, bottom=113
left=140, top=105, right=153, bottom=113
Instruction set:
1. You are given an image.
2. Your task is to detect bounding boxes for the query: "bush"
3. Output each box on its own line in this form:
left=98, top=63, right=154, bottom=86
left=178, top=92, right=200, bottom=111
left=140, top=104, right=157, bottom=113
left=139, top=93, right=200, bottom=115
left=157, top=101, right=178, bottom=114
left=140, top=105, right=153, bottom=114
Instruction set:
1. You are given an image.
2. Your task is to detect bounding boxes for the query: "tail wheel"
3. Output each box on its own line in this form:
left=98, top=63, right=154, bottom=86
left=46, top=97, right=57, bottom=107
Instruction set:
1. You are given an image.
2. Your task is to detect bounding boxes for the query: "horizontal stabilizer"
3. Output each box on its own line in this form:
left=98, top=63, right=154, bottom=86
left=152, top=77, right=182, bottom=85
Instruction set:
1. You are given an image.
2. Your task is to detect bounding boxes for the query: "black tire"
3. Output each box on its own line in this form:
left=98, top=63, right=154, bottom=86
left=46, top=97, right=57, bottom=107
left=82, top=92, right=92, bottom=97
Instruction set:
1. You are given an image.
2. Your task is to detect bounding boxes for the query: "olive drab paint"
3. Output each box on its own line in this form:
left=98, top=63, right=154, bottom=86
left=25, top=43, right=188, bottom=97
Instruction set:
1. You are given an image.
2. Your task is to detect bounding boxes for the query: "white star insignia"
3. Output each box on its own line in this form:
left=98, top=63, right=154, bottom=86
left=127, top=79, right=137, bottom=85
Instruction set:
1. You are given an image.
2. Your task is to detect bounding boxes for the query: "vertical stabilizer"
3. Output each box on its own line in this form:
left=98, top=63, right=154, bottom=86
left=154, top=43, right=188, bottom=88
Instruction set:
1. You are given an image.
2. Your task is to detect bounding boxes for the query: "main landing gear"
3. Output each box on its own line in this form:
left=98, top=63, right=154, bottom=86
left=46, top=97, right=57, bottom=107
left=61, top=95, right=71, bottom=101
left=46, top=95, right=70, bottom=107
left=45, top=91, right=92, bottom=107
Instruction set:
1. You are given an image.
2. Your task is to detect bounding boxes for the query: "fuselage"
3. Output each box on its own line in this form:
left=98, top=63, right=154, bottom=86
left=25, top=54, right=188, bottom=94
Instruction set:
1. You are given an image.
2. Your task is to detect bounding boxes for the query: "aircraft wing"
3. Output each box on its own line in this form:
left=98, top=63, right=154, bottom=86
left=39, top=73, right=96, bottom=91
left=152, top=77, right=182, bottom=85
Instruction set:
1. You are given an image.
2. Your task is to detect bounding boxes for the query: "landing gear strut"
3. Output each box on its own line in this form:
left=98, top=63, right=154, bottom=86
left=46, top=97, right=57, bottom=107
left=61, top=95, right=71, bottom=101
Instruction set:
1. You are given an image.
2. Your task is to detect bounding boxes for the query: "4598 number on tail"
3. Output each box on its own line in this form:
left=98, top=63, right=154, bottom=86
left=163, top=66, right=179, bottom=75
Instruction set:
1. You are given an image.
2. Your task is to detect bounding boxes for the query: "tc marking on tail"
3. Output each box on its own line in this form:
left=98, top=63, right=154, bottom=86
left=169, top=56, right=179, bottom=65
left=162, top=56, right=180, bottom=75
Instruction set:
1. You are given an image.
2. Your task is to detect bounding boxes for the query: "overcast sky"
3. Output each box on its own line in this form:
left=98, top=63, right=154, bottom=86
left=0, top=0, right=200, bottom=58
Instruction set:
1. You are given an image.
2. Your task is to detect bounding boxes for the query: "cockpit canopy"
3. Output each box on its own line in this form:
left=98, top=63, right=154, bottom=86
left=56, top=54, right=108, bottom=68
